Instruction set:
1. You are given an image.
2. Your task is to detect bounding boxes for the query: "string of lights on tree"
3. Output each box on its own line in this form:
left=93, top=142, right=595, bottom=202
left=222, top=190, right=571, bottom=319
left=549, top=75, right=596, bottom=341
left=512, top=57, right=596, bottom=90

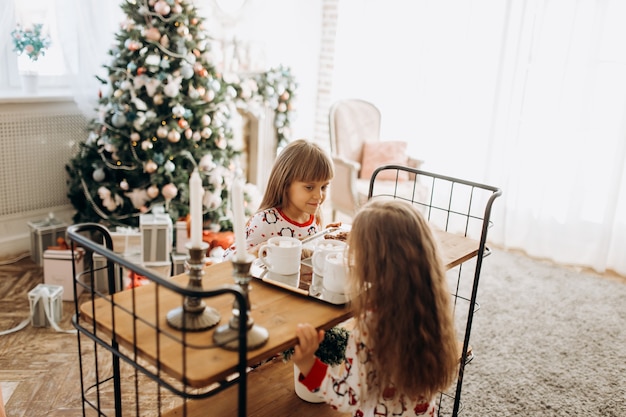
left=65, top=0, right=297, bottom=230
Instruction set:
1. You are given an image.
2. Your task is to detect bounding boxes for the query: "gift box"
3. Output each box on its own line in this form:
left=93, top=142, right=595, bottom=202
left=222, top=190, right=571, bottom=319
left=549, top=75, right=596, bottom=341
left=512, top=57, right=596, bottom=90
left=28, top=284, right=63, bottom=328
left=127, top=262, right=172, bottom=289
left=90, top=253, right=123, bottom=294
left=110, top=226, right=142, bottom=256
left=171, top=252, right=187, bottom=276
left=43, top=248, right=85, bottom=301
left=28, top=215, right=68, bottom=266
left=140, top=212, right=173, bottom=263
left=175, top=220, right=190, bottom=253
left=144, top=262, right=172, bottom=278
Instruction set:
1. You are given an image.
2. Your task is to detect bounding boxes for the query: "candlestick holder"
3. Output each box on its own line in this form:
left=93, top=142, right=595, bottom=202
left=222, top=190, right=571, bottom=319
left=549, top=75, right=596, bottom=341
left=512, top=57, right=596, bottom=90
left=167, top=242, right=221, bottom=331
left=213, top=254, right=269, bottom=350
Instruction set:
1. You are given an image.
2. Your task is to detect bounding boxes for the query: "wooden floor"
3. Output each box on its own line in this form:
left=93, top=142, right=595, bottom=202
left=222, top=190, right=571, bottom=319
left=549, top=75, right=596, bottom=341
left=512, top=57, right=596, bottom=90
left=0, top=253, right=349, bottom=417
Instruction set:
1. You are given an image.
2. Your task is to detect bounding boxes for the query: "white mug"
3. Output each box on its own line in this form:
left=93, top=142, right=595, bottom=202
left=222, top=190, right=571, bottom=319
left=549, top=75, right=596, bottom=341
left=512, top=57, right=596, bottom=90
left=258, top=236, right=302, bottom=275
left=323, top=251, right=349, bottom=294
left=312, top=239, right=346, bottom=276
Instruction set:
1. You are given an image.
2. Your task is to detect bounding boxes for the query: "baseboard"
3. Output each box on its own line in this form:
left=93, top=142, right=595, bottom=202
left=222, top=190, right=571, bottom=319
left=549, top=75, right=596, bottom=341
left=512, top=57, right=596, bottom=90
left=0, top=206, right=75, bottom=258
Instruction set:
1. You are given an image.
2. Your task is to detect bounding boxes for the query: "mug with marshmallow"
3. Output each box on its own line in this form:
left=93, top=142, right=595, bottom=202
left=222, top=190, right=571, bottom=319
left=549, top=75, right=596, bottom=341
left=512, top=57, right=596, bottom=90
left=312, top=239, right=346, bottom=276
left=322, top=251, right=349, bottom=294
left=258, top=236, right=302, bottom=275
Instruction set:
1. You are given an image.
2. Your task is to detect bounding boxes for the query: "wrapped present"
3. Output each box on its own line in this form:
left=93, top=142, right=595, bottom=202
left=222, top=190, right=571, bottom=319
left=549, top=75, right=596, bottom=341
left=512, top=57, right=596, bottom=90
left=27, top=214, right=68, bottom=265
left=28, top=284, right=63, bottom=328
left=126, top=262, right=171, bottom=289
left=175, top=219, right=190, bottom=253
left=110, top=226, right=142, bottom=256
left=90, top=253, right=124, bottom=294
left=43, top=248, right=85, bottom=301
left=171, top=252, right=187, bottom=276
left=140, top=210, right=173, bottom=263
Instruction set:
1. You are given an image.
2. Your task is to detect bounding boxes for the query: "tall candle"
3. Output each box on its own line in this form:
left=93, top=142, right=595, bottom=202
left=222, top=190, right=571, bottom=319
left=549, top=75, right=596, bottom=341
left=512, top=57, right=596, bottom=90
left=189, top=168, right=204, bottom=248
left=232, top=178, right=247, bottom=261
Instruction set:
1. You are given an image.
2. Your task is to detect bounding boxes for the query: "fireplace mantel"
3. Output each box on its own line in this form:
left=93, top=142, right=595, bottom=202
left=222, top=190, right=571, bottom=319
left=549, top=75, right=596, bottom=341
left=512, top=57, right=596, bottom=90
left=235, top=103, right=277, bottom=194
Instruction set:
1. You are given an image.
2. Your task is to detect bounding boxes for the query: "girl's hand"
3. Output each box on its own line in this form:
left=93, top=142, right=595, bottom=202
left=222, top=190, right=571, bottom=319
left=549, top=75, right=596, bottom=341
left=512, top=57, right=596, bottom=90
left=293, top=323, right=324, bottom=377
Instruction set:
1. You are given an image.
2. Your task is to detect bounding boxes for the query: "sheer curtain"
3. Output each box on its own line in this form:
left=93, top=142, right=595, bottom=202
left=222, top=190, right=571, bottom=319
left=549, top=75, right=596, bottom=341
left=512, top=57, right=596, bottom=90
left=332, top=0, right=626, bottom=276
left=55, top=0, right=123, bottom=117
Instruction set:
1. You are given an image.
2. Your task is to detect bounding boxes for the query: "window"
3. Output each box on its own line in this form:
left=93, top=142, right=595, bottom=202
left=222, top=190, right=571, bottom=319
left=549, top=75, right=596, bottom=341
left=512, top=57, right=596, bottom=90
left=3, top=0, right=75, bottom=91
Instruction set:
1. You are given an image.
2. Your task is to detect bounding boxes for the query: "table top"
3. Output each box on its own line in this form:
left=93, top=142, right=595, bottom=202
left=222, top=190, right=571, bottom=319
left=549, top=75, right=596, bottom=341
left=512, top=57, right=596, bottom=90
left=80, top=261, right=352, bottom=388
left=79, top=229, right=479, bottom=389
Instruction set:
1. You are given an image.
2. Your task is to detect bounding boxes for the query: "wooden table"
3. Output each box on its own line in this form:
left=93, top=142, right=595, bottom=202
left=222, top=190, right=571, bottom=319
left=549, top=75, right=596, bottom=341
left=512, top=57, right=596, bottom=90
left=80, top=260, right=352, bottom=388
left=78, top=229, right=480, bottom=414
left=80, top=229, right=478, bottom=386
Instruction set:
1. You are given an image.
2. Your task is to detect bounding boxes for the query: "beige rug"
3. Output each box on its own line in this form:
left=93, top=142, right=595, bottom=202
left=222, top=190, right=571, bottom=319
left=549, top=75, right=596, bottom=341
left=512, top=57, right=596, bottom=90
left=458, top=248, right=625, bottom=416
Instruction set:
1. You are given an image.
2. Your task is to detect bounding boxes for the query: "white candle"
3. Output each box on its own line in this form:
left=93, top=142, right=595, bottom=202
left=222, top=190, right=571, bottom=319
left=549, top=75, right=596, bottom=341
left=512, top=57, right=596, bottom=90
left=189, top=168, right=204, bottom=248
left=232, top=178, right=247, bottom=261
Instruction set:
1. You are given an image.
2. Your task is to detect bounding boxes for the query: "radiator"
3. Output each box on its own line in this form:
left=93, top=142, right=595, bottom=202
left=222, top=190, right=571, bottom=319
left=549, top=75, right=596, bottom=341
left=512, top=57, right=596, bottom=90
left=0, top=101, right=88, bottom=218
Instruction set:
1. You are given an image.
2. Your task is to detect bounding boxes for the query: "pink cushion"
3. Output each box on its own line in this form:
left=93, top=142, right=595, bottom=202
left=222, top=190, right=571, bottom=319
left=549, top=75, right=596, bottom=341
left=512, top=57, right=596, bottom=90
left=359, top=141, right=409, bottom=181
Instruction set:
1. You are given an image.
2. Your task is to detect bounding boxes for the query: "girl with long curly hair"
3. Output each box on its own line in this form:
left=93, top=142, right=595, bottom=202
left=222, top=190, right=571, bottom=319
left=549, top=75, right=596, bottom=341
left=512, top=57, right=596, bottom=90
left=293, top=199, right=459, bottom=416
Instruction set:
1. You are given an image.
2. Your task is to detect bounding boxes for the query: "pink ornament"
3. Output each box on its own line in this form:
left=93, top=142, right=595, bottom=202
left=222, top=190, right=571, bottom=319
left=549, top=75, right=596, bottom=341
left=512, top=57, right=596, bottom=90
left=144, top=27, right=161, bottom=42
left=167, top=130, right=181, bottom=143
left=147, top=185, right=160, bottom=199
left=161, top=183, right=178, bottom=200
left=154, top=0, right=171, bottom=16
left=144, top=160, right=158, bottom=173
left=156, top=126, right=168, bottom=138
left=120, top=179, right=129, bottom=191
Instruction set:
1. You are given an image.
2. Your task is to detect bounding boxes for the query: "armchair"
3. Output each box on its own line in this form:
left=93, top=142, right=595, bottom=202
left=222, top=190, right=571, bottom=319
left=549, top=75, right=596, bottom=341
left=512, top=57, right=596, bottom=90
left=328, top=99, right=424, bottom=220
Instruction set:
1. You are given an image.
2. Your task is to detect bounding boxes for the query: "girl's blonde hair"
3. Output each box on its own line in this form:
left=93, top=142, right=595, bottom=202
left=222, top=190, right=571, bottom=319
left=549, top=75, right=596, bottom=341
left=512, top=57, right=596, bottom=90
left=347, top=199, right=459, bottom=400
left=258, top=139, right=334, bottom=223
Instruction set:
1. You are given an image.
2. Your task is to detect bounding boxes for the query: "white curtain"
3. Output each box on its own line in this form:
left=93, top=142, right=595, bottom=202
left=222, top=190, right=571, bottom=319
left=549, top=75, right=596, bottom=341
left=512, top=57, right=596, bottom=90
left=55, top=0, right=124, bottom=118
left=332, top=0, right=626, bottom=276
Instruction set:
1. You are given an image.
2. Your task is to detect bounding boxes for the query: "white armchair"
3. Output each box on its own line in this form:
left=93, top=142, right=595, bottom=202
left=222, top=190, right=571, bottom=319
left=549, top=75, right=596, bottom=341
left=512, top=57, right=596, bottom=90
left=328, top=99, right=424, bottom=220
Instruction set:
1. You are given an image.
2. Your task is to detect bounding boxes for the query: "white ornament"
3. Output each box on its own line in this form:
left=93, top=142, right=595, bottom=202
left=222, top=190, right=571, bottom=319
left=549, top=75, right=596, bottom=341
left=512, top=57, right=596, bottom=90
left=92, top=168, right=105, bottom=182
left=201, top=127, right=212, bottom=138
left=112, top=112, right=127, bottom=127
left=172, top=104, right=185, bottom=117
left=164, top=160, right=175, bottom=172
left=199, top=154, right=216, bottom=172
left=163, top=75, right=183, bottom=98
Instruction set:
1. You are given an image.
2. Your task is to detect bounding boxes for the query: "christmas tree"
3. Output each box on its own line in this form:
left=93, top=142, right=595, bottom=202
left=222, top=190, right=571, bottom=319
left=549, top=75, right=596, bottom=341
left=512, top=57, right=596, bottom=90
left=65, top=0, right=297, bottom=230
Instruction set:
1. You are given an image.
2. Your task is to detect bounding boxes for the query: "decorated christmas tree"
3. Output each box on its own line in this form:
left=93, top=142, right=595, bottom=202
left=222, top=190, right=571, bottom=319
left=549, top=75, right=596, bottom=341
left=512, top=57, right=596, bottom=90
left=65, top=0, right=297, bottom=230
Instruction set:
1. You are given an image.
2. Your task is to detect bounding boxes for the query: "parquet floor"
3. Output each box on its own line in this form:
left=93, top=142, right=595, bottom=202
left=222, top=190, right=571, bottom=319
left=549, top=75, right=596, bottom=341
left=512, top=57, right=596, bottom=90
left=0, top=253, right=348, bottom=417
left=0, top=253, right=88, bottom=416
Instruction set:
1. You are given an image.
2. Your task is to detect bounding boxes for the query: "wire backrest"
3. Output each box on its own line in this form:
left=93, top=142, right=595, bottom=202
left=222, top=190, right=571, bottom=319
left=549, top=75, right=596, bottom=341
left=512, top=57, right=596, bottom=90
left=368, top=165, right=502, bottom=417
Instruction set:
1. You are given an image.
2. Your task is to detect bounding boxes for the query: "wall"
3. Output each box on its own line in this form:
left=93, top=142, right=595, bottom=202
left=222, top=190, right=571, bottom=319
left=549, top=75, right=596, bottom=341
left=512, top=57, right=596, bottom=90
left=0, top=96, right=86, bottom=256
